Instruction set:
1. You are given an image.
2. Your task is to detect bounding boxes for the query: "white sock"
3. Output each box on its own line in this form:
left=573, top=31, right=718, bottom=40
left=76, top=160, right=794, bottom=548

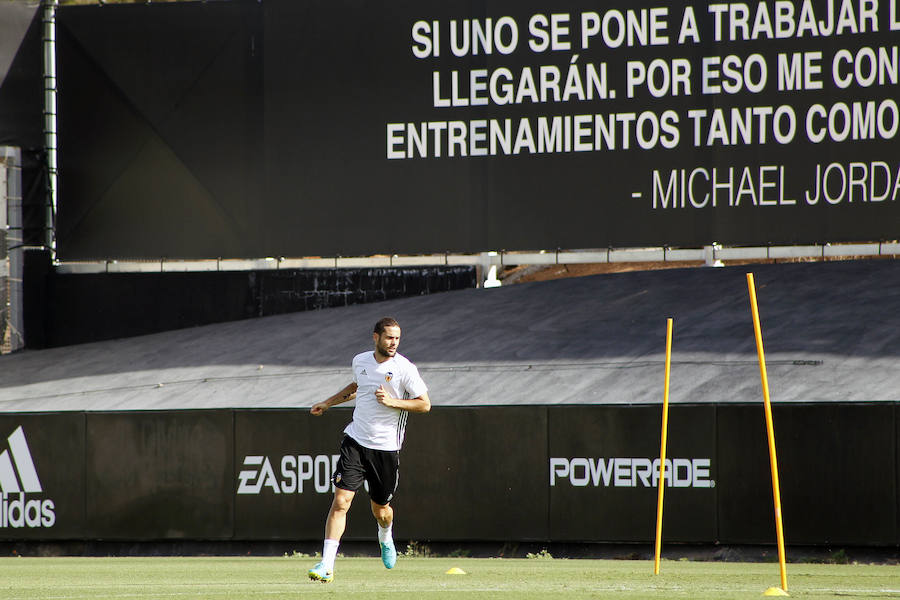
left=322, top=538, right=339, bottom=570
left=377, top=522, right=393, bottom=544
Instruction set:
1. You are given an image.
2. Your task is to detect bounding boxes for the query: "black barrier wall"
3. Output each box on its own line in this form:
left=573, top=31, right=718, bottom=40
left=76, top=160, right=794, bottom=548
left=50, top=1, right=900, bottom=260
left=0, top=404, right=897, bottom=546
left=233, top=410, right=345, bottom=540
left=21, top=249, right=475, bottom=348
left=0, top=403, right=900, bottom=546
left=85, top=411, right=234, bottom=540
left=549, top=405, right=718, bottom=543
left=0, top=413, right=85, bottom=539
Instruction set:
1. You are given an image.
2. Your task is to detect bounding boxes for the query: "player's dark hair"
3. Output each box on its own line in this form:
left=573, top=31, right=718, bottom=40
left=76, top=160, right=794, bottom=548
left=374, top=317, right=400, bottom=335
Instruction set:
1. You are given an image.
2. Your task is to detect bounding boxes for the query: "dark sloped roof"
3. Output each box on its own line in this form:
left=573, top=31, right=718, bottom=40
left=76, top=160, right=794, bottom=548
left=1, top=259, right=898, bottom=411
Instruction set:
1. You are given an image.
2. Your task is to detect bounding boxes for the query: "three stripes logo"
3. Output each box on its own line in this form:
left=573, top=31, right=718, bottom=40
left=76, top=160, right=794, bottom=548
left=0, top=426, right=55, bottom=528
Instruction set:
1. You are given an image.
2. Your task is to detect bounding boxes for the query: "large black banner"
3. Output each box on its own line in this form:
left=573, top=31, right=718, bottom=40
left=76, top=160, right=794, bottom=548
left=0, top=3, right=42, bottom=150
left=55, top=1, right=900, bottom=260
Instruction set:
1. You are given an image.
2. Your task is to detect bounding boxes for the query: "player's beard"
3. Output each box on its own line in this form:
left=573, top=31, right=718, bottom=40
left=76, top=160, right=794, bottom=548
left=375, top=339, right=397, bottom=359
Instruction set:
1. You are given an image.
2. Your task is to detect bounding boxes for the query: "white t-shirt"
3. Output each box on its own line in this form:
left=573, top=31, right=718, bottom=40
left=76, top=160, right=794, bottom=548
left=343, top=351, right=428, bottom=451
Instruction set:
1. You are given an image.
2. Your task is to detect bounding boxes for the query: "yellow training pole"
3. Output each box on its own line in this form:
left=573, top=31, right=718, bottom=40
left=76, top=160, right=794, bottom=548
left=653, top=318, right=673, bottom=575
left=746, top=273, right=788, bottom=594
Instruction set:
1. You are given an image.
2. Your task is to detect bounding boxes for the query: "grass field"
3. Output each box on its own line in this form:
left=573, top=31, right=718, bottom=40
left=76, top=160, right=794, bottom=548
left=2, top=555, right=898, bottom=600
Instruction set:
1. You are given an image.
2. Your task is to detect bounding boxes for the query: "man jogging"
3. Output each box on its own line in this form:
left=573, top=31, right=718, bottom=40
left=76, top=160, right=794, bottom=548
left=308, top=317, right=431, bottom=583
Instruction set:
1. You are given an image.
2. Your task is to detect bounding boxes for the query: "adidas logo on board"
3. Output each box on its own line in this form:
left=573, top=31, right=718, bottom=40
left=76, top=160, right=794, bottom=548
left=0, top=426, right=55, bottom=528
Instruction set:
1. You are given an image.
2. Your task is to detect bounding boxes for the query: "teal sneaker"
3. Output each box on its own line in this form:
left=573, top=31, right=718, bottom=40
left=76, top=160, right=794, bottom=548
left=308, top=562, right=333, bottom=583
left=380, top=539, right=397, bottom=569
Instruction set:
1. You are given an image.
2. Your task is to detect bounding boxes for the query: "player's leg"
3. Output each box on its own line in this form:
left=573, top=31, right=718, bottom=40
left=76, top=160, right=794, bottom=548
left=371, top=499, right=397, bottom=568
left=364, top=447, right=400, bottom=569
left=326, top=487, right=356, bottom=540
left=309, top=437, right=364, bottom=583
left=309, top=488, right=354, bottom=583
left=371, top=499, right=393, bottom=529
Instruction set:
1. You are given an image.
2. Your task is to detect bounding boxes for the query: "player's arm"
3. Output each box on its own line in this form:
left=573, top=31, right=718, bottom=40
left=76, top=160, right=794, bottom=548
left=375, top=386, right=431, bottom=413
left=310, top=382, right=358, bottom=416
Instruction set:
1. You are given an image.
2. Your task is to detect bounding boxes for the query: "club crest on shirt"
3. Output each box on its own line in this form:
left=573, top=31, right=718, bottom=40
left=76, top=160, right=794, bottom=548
left=385, top=372, right=393, bottom=382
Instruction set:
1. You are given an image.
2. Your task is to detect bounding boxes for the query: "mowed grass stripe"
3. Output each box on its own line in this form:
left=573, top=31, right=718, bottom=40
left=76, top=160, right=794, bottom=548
left=1, top=556, right=897, bottom=600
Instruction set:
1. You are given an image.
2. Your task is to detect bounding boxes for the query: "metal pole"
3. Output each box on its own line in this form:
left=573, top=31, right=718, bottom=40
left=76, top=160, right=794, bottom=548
left=747, top=273, right=789, bottom=595
left=2, top=147, right=25, bottom=353
left=653, top=317, right=673, bottom=575
left=42, top=0, right=59, bottom=259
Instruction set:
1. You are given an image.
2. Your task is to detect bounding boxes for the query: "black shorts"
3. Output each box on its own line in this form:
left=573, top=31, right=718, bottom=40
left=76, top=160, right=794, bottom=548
left=332, top=435, right=400, bottom=506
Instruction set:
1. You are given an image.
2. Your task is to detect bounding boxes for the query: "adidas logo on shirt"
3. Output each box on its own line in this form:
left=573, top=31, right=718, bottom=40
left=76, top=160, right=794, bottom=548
left=0, top=426, right=55, bottom=528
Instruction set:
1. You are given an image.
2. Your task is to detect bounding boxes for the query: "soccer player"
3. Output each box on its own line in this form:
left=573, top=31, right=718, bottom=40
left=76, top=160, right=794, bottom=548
left=307, top=317, right=431, bottom=583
